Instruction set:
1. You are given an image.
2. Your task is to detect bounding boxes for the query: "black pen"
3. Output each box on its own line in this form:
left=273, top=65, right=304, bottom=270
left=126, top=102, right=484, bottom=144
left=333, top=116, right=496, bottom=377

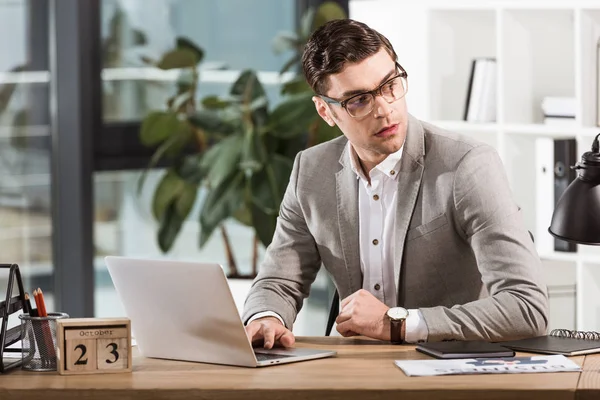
left=24, top=292, right=37, bottom=316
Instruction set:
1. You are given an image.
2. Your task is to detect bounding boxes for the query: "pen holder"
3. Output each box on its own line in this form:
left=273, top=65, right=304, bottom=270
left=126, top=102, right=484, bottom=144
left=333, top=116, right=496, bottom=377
left=19, top=312, right=69, bottom=372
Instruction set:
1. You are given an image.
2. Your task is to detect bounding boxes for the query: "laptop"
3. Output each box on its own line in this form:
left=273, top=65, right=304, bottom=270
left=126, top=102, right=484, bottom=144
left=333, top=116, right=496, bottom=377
left=104, top=256, right=336, bottom=367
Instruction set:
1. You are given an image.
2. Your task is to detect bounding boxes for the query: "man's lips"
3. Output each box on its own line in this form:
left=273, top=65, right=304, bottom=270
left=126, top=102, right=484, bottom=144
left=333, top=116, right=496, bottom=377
left=374, top=124, right=398, bottom=138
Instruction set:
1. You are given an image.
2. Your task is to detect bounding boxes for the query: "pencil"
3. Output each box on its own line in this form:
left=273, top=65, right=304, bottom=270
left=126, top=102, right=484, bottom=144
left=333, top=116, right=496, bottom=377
left=36, top=288, right=48, bottom=317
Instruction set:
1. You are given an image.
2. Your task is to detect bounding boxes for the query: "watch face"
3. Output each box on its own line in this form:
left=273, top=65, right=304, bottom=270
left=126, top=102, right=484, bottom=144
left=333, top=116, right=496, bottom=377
left=387, top=307, right=408, bottom=320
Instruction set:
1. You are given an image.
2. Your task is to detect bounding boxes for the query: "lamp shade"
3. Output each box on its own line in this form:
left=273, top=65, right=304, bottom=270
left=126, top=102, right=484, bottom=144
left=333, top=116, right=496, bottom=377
left=549, top=134, right=600, bottom=245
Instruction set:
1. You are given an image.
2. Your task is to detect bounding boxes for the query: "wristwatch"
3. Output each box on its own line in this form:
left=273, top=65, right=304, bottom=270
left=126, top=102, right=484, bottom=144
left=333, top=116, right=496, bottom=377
left=386, top=307, right=408, bottom=344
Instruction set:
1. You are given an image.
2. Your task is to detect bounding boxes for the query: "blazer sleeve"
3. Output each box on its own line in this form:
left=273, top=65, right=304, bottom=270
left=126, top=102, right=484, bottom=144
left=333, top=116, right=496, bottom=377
left=419, top=145, right=549, bottom=341
left=241, top=151, right=322, bottom=329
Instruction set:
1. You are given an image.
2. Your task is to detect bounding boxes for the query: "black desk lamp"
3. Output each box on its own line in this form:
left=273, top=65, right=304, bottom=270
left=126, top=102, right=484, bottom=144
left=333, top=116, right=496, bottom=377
left=549, top=133, right=600, bottom=245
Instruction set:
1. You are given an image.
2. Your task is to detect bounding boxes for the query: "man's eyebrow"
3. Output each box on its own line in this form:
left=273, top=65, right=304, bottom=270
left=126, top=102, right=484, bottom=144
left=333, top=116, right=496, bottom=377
left=339, top=67, right=397, bottom=98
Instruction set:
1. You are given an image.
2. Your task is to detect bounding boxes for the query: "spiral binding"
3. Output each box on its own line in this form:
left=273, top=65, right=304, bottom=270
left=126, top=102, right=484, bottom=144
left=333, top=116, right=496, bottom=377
left=550, top=329, right=600, bottom=340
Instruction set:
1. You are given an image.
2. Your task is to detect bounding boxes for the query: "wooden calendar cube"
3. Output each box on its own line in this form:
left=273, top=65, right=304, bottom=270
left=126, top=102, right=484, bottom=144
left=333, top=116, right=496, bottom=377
left=56, top=318, right=132, bottom=375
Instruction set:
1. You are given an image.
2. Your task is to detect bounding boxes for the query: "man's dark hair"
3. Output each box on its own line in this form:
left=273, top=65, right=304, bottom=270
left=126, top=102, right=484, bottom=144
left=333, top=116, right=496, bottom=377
left=302, top=19, right=398, bottom=96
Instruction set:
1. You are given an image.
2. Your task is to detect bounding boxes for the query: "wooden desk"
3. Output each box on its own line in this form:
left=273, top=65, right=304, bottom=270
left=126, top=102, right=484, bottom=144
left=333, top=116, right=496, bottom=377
left=577, top=353, right=600, bottom=400
left=0, top=337, right=587, bottom=400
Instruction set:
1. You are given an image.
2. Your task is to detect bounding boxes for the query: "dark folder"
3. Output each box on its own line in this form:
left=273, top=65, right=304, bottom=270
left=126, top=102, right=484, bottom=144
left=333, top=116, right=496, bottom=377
left=416, top=341, right=515, bottom=359
left=500, top=335, right=600, bottom=356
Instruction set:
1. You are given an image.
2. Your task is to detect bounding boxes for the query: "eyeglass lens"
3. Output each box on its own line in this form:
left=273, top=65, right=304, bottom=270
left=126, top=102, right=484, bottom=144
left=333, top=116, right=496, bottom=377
left=345, top=75, right=407, bottom=117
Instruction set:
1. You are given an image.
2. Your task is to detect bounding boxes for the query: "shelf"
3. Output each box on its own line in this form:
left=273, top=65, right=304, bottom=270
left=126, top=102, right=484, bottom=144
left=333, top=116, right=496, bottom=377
left=429, top=120, right=498, bottom=133
left=503, top=124, right=578, bottom=138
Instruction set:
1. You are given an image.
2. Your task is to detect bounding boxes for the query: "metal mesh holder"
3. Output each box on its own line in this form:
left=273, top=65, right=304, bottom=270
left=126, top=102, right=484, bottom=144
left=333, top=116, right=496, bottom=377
left=19, top=312, right=69, bottom=372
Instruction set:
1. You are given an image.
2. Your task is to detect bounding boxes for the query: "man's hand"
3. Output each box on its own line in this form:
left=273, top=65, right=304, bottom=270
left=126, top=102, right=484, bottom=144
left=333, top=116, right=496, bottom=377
left=336, top=289, right=390, bottom=340
left=245, top=317, right=295, bottom=349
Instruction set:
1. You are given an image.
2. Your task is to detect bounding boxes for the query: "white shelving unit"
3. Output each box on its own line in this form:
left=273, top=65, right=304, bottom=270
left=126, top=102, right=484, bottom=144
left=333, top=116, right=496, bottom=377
left=351, top=0, right=600, bottom=332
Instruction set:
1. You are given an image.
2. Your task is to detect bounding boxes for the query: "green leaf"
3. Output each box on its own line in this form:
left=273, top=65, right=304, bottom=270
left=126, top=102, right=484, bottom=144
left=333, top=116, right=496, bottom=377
left=240, top=129, right=265, bottom=175
left=230, top=70, right=266, bottom=104
left=268, top=92, right=316, bottom=138
left=140, top=111, right=183, bottom=146
left=176, top=37, right=204, bottom=65
left=233, top=204, right=253, bottom=227
left=176, top=154, right=209, bottom=184
left=202, top=134, right=244, bottom=188
left=251, top=155, right=293, bottom=214
left=202, top=95, right=232, bottom=110
left=199, top=171, right=245, bottom=247
left=313, top=2, right=347, bottom=31
left=251, top=203, right=277, bottom=248
left=157, top=49, right=197, bottom=70
left=152, top=170, right=185, bottom=221
left=175, top=183, right=197, bottom=217
left=282, top=77, right=311, bottom=95
left=137, top=125, right=192, bottom=194
left=272, top=31, right=299, bottom=54
left=158, top=202, right=185, bottom=253
left=188, top=110, right=239, bottom=135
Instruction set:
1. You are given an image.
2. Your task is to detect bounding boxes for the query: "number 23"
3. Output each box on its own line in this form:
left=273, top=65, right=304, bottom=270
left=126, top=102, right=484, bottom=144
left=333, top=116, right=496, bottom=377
left=74, top=342, right=119, bottom=365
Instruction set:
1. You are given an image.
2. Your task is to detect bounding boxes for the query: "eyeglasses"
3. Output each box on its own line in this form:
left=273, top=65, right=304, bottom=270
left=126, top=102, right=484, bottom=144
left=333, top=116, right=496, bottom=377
left=319, top=63, right=408, bottom=118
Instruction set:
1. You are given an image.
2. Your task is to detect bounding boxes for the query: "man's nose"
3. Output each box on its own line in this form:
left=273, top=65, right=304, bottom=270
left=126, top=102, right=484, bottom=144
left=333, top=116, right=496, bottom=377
left=372, top=95, right=393, bottom=118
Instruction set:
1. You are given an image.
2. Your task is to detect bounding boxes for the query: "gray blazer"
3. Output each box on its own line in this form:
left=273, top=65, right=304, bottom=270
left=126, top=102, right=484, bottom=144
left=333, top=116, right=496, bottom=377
left=242, top=114, right=549, bottom=342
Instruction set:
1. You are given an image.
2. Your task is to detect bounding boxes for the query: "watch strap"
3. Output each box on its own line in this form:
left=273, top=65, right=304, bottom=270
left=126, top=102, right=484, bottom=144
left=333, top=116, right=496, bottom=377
left=390, top=318, right=404, bottom=344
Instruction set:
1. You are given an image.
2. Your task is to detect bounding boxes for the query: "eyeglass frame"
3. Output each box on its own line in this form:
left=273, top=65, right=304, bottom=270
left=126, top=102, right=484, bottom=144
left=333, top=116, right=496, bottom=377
left=318, top=62, right=408, bottom=118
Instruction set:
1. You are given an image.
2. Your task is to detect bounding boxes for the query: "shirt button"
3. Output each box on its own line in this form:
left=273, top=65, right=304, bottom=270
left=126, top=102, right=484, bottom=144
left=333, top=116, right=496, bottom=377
left=372, top=239, right=379, bottom=245
left=374, top=283, right=381, bottom=291
left=390, top=170, right=396, bottom=175
left=373, top=194, right=379, bottom=201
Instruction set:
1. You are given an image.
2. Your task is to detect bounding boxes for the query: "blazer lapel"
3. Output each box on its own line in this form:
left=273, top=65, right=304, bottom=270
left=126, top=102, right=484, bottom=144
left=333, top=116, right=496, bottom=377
left=394, top=115, right=425, bottom=303
left=336, top=145, right=362, bottom=294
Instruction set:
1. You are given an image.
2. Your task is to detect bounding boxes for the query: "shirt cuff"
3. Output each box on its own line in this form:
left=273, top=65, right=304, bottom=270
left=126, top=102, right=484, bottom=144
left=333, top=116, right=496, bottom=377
left=404, top=309, right=428, bottom=343
left=246, top=311, right=286, bottom=327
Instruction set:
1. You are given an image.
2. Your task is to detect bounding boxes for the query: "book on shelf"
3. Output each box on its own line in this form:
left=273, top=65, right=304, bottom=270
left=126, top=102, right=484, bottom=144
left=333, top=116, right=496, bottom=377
left=463, top=58, right=496, bottom=123
left=500, top=329, right=600, bottom=356
left=543, top=116, right=576, bottom=127
left=541, top=96, right=576, bottom=119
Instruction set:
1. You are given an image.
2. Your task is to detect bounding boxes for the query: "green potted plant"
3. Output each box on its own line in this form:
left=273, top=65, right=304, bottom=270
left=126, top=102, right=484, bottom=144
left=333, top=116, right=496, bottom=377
left=139, top=2, right=346, bottom=278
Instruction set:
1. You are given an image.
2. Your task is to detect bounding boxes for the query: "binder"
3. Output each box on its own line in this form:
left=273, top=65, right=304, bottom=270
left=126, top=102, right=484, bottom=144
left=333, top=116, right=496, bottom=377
left=553, top=139, right=577, bottom=252
left=535, top=138, right=554, bottom=254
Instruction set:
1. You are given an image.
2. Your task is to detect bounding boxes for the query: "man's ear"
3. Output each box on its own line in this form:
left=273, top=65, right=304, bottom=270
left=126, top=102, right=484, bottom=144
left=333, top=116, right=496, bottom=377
left=312, top=96, right=336, bottom=127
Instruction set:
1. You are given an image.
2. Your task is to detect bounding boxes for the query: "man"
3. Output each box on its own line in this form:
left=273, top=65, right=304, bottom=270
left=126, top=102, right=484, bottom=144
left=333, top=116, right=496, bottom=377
left=243, top=19, right=548, bottom=349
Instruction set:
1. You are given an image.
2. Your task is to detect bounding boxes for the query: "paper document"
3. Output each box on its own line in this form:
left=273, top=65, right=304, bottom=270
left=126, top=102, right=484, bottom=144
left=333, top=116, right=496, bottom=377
left=395, top=355, right=581, bottom=377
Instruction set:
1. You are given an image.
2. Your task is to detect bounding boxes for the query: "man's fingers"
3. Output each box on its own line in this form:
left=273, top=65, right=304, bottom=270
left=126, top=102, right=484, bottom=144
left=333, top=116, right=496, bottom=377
left=335, top=308, right=352, bottom=325
left=336, top=320, right=355, bottom=337
left=275, top=329, right=296, bottom=348
left=340, top=292, right=355, bottom=310
left=262, top=325, right=276, bottom=349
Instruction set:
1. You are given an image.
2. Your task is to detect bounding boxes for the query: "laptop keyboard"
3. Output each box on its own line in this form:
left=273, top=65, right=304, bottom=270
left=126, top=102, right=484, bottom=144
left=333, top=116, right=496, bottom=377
left=254, top=352, right=296, bottom=361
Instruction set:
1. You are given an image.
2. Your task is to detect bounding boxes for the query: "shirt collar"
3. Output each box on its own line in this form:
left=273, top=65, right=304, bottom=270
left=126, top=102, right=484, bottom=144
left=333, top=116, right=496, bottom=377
left=347, top=142, right=404, bottom=182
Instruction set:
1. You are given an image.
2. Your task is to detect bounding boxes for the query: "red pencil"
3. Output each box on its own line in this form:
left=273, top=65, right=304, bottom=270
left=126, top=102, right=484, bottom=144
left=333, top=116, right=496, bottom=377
left=36, top=288, right=48, bottom=317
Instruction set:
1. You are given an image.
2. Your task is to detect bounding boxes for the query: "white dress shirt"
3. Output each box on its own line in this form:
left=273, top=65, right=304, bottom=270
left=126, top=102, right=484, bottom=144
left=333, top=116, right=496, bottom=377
left=249, top=143, right=429, bottom=343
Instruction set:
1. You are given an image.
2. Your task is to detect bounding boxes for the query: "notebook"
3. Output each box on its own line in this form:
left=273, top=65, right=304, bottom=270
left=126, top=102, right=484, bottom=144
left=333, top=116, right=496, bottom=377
left=416, top=340, right=515, bottom=359
left=500, top=329, right=600, bottom=356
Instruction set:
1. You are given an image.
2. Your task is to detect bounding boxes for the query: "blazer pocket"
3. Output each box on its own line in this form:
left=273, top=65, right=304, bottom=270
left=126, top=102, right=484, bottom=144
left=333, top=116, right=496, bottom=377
left=406, top=213, right=449, bottom=242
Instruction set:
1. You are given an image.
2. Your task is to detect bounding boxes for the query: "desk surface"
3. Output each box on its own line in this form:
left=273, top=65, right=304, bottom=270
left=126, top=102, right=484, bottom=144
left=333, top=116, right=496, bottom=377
left=0, top=336, right=596, bottom=400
